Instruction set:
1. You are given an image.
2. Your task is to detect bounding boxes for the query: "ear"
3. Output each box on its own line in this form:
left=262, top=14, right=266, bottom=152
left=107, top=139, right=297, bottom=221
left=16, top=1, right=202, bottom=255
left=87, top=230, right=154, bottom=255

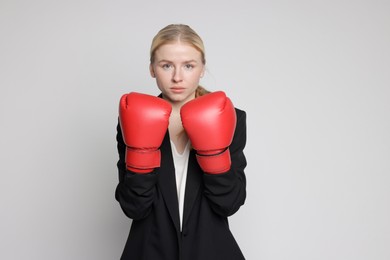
left=149, top=64, right=156, bottom=78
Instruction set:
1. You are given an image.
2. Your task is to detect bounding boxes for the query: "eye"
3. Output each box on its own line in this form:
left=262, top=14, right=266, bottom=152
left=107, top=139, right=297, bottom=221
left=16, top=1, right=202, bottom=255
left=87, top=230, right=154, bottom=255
left=161, top=64, right=173, bottom=70
left=184, top=64, right=194, bottom=70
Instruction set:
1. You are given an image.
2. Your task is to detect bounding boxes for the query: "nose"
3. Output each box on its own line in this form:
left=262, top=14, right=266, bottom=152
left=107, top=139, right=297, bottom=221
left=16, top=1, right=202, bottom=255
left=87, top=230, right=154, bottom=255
left=172, top=68, right=183, bottom=83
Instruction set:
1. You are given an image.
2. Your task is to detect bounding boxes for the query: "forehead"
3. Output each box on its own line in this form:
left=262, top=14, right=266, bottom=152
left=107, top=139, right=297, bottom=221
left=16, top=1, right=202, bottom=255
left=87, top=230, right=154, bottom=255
left=154, top=42, right=202, bottom=61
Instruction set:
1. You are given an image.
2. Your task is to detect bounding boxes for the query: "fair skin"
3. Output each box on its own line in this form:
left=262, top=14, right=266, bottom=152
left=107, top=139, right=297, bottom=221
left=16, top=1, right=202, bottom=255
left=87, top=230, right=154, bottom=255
left=150, top=41, right=205, bottom=154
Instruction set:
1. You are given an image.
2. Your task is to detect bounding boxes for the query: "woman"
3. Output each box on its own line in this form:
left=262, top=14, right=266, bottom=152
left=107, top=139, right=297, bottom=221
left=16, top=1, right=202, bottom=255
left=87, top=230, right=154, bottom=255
left=115, top=24, right=247, bottom=260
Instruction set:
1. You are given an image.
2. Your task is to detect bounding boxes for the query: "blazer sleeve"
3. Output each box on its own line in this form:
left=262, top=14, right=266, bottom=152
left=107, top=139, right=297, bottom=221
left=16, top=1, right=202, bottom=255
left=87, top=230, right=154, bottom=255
left=115, top=120, right=159, bottom=220
left=202, top=108, right=247, bottom=217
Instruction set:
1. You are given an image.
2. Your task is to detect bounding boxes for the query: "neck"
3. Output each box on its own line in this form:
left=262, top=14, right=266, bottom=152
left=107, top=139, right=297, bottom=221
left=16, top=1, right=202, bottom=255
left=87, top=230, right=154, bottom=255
left=171, top=102, right=183, bottom=115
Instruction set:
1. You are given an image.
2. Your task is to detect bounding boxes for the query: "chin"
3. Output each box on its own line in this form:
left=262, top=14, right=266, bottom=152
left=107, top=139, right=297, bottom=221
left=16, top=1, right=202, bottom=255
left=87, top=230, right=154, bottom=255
left=169, top=96, right=186, bottom=103
left=165, top=92, right=184, bottom=99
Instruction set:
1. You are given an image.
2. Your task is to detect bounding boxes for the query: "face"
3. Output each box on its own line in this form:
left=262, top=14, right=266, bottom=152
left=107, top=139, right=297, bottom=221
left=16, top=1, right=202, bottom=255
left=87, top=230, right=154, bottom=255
left=150, top=41, right=205, bottom=105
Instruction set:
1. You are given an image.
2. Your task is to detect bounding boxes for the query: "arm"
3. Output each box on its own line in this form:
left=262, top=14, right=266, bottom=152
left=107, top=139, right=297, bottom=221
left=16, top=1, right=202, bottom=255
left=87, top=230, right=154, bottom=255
left=180, top=91, right=247, bottom=217
left=114, top=92, right=171, bottom=220
left=115, top=122, right=159, bottom=220
left=202, top=109, right=247, bottom=217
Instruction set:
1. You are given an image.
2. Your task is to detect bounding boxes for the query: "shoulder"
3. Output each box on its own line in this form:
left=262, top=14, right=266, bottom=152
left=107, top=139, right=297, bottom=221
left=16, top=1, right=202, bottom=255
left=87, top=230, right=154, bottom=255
left=234, top=107, right=246, bottom=122
left=233, top=107, right=247, bottom=138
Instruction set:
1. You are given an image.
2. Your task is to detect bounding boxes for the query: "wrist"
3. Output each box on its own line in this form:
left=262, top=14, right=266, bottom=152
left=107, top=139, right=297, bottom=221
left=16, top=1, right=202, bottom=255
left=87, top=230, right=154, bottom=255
left=125, top=147, right=160, bottom=174
left=196, top=148, right=231, bottom=174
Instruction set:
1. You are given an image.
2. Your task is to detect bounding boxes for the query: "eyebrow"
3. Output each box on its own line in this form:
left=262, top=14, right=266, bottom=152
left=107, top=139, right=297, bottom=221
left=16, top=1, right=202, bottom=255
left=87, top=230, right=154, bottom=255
left=157, top=59, right=198, bottom=64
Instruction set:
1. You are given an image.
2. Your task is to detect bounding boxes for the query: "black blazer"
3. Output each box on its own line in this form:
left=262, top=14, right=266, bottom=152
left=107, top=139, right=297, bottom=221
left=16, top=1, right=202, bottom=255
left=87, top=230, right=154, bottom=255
left=115, top=107, right=247, bottom=260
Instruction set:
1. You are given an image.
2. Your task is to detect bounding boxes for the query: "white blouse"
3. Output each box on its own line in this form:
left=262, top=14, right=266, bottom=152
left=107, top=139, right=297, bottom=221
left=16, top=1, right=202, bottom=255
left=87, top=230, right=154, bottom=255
left=170, top=140, right=191, bottom=231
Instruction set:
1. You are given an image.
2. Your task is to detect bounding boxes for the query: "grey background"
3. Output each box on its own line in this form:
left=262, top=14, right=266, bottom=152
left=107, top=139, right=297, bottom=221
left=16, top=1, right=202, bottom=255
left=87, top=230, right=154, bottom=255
left=1, top=0, right=389, bottom=259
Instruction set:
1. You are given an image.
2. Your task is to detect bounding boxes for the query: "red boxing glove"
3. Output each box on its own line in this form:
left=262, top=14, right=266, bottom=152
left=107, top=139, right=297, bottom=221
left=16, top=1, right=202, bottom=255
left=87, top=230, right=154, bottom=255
left=119, top=92, right=172, bottom=173
left=180, top=91, right=237, bottom=174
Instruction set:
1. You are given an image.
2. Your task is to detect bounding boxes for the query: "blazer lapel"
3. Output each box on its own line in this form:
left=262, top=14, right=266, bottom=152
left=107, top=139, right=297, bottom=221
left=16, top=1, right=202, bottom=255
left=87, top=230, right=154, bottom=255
left=182, top=150, right=202, bottom=227
left=158, top=132, right=181, bottom=232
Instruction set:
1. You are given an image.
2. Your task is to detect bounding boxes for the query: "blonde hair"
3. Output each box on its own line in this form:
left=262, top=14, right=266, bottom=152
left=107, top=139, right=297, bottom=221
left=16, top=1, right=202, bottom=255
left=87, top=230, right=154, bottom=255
left=150, top=24, right=210, bottom=97
left=195, top=85, right=210, bottom=97
left=150, top=24, right=205, bottom=64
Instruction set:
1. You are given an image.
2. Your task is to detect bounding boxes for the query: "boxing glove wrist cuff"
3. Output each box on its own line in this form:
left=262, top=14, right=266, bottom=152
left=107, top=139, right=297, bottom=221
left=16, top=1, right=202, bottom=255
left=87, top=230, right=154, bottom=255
left=196, top=148, right=231, bottom=174
left=125, top=148, right=161, bottom=174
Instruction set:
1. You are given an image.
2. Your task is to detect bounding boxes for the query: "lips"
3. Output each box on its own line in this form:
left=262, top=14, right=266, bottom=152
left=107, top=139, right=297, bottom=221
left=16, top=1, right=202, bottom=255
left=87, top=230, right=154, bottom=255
left=171, top=87, right=185, bottom=93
